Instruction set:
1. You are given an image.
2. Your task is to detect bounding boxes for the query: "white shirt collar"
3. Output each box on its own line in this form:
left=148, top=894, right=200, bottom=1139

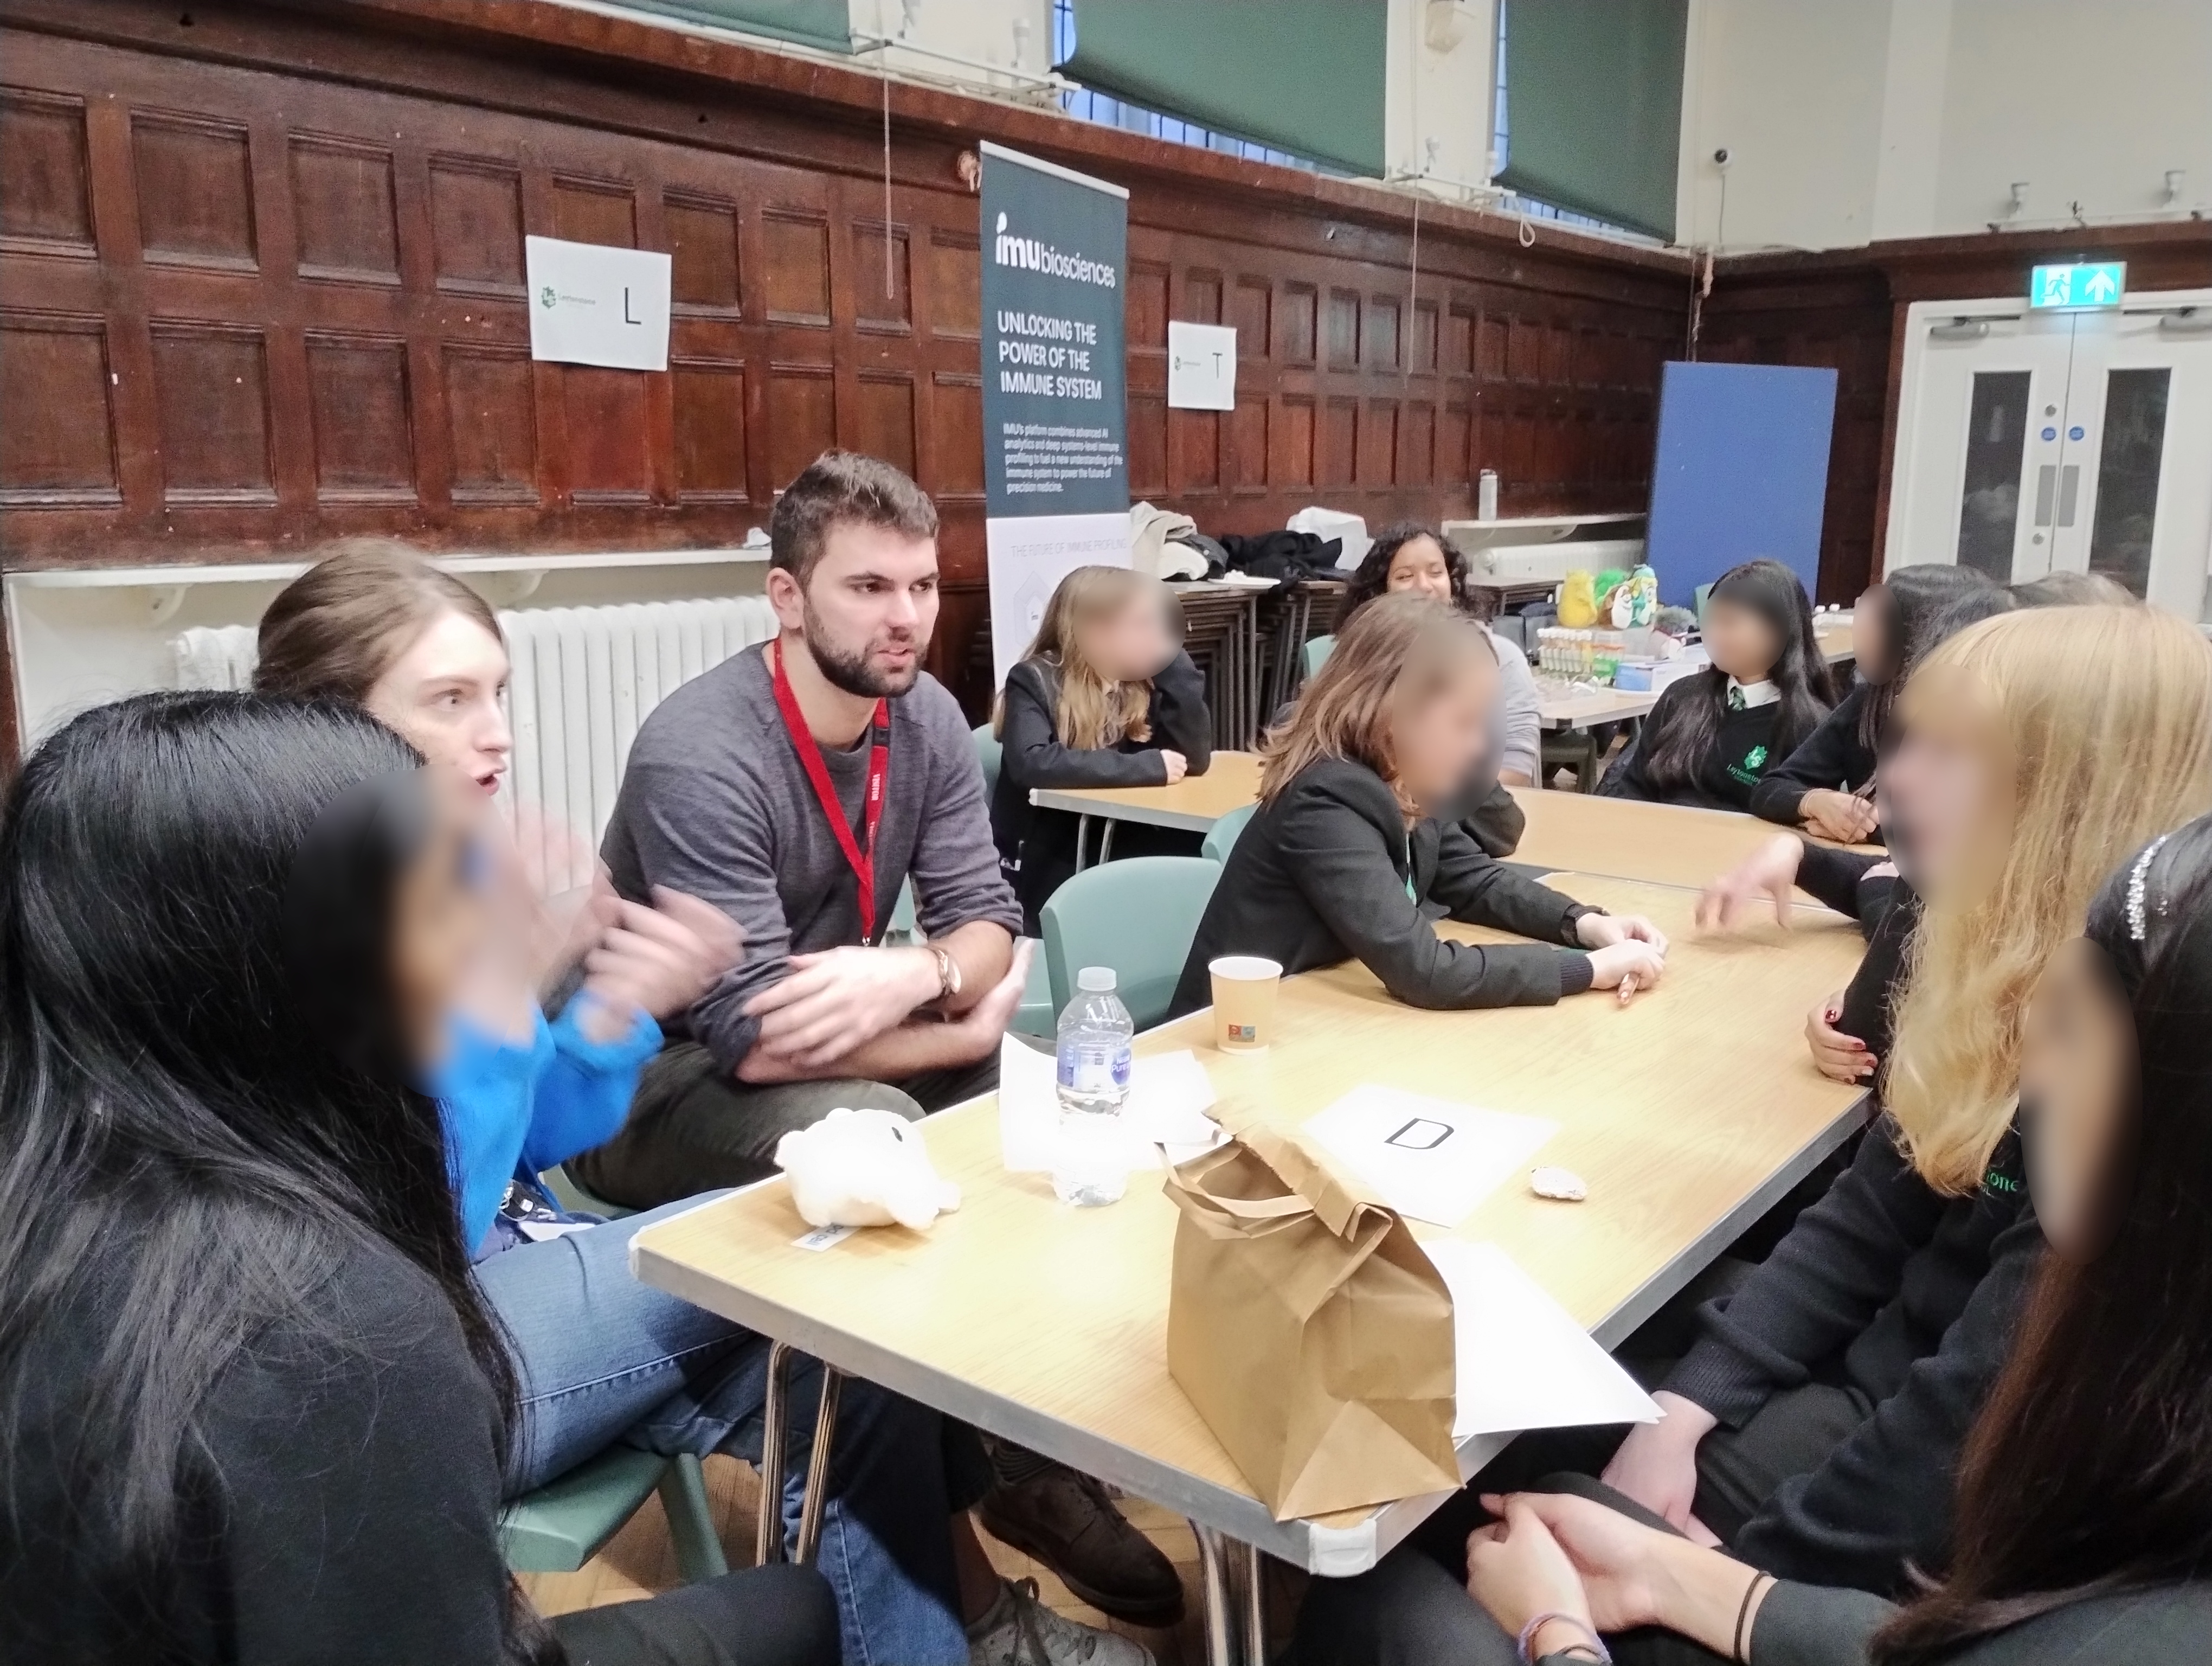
left=1728, top=677, right=1780, bottom=709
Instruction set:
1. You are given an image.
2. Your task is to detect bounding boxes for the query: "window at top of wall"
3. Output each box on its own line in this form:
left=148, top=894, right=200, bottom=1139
left=1050, top=0, right=1332, bottom=174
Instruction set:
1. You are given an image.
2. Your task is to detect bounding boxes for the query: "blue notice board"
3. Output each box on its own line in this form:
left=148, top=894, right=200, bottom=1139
left=1647, top=362, right=1837, bottom=607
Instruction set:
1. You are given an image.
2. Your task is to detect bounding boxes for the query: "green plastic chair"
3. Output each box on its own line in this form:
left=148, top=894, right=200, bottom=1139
left=499, top=1447, right=728, bottom=1582
left=973, top=724, right=1002, bottom=797
left=542, top=1162, right=635, bottom=1221
left=885, top=876, right=921, bottom=947
left=1040, top=856, right=1221, bottom=1030
left=1302, top=634, right=1335, bottom=682
left=1201, top=802, right=1257, bottom=866
left=1014, top=939, right=1058, bottom=1037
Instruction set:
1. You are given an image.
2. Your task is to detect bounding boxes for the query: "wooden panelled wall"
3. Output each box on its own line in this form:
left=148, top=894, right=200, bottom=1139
left=0, top=0, right=1688, bottom=730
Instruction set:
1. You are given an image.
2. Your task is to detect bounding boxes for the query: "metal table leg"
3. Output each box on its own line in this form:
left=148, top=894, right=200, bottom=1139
left=1192, top=1522, right=1237, bottom=1666
left=793, top=1367, right=844, bottom=1564
left=1096, top=820, right=1116, bottom=865
left=755, top=1341, right=793, bottom=1567
left=755, top=1343, right=845, bottom=1568
left=1240, top=1539, right=1268, bottom=1666
left=1073, top=813, right=1092, bottom=873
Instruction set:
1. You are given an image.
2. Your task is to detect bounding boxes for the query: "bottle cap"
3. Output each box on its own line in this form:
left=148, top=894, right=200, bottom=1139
left=1077, top=966, right=1117, bottom=992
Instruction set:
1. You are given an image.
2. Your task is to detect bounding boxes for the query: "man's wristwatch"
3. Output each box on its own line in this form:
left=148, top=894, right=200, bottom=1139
left=929, top=945, right=963, bottom=1004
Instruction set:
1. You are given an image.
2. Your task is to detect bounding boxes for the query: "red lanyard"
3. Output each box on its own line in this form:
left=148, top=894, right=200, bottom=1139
left=770, top=640, right=890, bottom=941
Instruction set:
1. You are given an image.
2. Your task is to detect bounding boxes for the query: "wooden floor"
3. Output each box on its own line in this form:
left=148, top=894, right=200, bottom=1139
left=517, top=1454, right=1304, bottom=1663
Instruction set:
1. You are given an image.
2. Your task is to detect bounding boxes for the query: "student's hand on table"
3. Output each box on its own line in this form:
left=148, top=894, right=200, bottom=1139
left=1806, top=991, right=1877, bottom=1082
left=1158, top=748, right=1189, bottom=784
left=745, top=944, right=941, bottom=1068
left=1585, top=940, right=1665, bottom=995
left=1695, top=834, right=1804, bottom=932
left=1799, top=788, right=1879, bottom=845
left=578, top=889, right=743, bottom=1040
left=1463, top=1497, right=1600, bottom=1659
left=1600, top=1392, right=1717, bottom=1530
left=1577, top=912, right=1670, bottom=957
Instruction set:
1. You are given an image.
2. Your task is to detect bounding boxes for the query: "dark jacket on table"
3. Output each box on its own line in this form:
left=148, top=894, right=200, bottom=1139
left=990, top=650, right=1213, bottom=926
left=1597, top=678, right=1790, bottom=812
left=1167, top=756, right=1597, bottom=1019
left=1663, top=1116, right=2041, bottom=1597
left=1794, top=840, right=1915, bottom=1062
left=1750, top=684, right=1882, bottom=834
left=1528, top=1582, right=2212, bottom=1666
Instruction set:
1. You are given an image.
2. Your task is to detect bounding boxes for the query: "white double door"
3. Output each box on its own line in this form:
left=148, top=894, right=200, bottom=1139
left=1888, top=292, right=2212, bottom=618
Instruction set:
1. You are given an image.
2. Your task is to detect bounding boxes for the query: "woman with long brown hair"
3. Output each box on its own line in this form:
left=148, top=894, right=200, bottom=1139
left=1167, top=594, right=1666, bottom=1018
left=990, top=563, right=1213, bottom=931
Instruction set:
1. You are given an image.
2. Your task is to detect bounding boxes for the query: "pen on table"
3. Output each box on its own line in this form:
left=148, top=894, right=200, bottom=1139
left=1618, top=973, right=1639, bottom=1005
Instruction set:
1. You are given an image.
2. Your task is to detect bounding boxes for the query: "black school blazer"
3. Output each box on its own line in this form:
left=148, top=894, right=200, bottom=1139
left=1168, top=757, right=1596, bottom=1018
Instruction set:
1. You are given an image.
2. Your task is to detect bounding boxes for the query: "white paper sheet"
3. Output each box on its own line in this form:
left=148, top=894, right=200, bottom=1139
left=1302, top=1085, right=1558, bottom=1228
left=998, top=1036, right=1225, bottom=1173
left=1424, top=1239, right=1661, bottom=1439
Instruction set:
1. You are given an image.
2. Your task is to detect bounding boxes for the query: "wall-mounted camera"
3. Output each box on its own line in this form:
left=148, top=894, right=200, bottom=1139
left=1713, top=147, right=1733, bottom=170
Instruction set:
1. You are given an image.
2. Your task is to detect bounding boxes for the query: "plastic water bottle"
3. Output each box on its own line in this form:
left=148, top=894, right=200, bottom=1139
left=1053, top=966, right=1133, bottom=1207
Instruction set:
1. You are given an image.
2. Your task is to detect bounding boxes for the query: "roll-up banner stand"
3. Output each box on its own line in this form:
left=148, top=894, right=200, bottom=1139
left=979, top=140, right=1130, bottom=688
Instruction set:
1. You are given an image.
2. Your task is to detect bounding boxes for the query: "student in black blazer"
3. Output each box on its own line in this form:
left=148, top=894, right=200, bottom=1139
left=1168, top=595, right=1666, bottom=1019
left=1748, top=563, right=1991, bottom=843
left=990, top=565, right=1212, bottom=933
left=1600, top=559, right=1835, bottom=812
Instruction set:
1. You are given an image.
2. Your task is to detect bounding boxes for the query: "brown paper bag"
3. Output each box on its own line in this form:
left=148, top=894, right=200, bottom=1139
left=1162, top=1122, right=1459, bottom=1521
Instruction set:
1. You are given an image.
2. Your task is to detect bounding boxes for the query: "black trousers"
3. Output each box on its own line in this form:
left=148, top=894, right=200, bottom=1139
left=1291, top=1378, right=1874, bottom=1666
left=548, top=1564, right=839, bottom=1666
left=570, top=1042, right=1000, bottom=1210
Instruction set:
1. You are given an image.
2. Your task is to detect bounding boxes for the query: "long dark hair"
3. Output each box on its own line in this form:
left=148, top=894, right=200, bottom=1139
left=1855, top=565, right=1995, bottom=753
left=0, top=693, right=529, bottom=1651
left=1639, top=558, right=1833, bottom=795
left=1875, top=815, right=2212, bottom=1661
left=1343, top=523, right=1479, bottom=617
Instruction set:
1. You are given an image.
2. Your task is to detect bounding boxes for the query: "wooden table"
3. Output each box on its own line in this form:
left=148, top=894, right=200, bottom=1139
left=1032, top=751, right=1265, bottom=868
left=1510, top=788, right=1879, bottom=893
left=1031, top=758, right=1869, bottom=896
left=632, top=875, right=1870, bottom=1658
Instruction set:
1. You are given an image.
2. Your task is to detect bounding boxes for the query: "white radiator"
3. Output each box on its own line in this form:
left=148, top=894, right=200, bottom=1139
left=174, top=597, right=778, bottom=882
left=501, top=598, right=776, bottom=877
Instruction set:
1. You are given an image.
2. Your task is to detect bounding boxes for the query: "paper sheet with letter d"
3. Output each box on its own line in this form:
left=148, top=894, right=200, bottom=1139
left=1303, top=1085, right=1557, bottom=1228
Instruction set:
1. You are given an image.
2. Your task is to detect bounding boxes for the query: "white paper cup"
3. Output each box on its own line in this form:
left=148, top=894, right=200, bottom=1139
left=1209, top=956, right=1284, bottom=1053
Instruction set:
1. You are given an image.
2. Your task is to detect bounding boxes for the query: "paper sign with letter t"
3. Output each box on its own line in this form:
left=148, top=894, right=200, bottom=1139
left=525, top=235, right=672, bottom=371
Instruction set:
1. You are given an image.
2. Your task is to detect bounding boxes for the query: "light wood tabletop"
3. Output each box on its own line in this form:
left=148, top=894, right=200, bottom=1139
left=1028, top=750, right=1265, bottom=834
left=632, top=873, right=1870, bottom=1573
left=1032, top=760, right=1868, bottom=896
left=1510, top=788, right=1880, bottom=894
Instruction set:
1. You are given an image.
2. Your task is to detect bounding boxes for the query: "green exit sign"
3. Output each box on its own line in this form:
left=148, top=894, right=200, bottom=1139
left=2030, top=261, right=2126, bottom=310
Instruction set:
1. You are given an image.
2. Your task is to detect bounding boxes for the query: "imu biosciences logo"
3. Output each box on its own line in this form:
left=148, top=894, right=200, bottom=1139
left=992, top=212, right=1117, bottom=289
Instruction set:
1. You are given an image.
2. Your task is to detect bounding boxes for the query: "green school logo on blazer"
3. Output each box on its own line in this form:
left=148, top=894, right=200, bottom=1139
left=1726, top=744, right=1770, bottom=788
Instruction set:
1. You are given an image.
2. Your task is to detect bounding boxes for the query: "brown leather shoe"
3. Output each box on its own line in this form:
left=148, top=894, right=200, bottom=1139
left=976, top=1464, right=1186, bottom=1627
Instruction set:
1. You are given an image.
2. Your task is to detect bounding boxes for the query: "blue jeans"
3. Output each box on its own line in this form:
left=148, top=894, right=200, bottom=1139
left=475, top=1199, right=972, bottom=1666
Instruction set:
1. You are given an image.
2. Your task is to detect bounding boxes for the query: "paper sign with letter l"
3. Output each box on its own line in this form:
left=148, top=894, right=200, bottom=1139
left=526, top=235, right=672, bottom=371
left=980, top=142, right=1131, bottom=687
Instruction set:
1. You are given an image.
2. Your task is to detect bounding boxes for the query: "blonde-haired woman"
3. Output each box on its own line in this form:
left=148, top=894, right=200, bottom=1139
left=1167, top=594, right=1666, bottom=1018
left=1595, top=603, right=2212, bottom=1597
left=990, top=564, right=1213, bottom=931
